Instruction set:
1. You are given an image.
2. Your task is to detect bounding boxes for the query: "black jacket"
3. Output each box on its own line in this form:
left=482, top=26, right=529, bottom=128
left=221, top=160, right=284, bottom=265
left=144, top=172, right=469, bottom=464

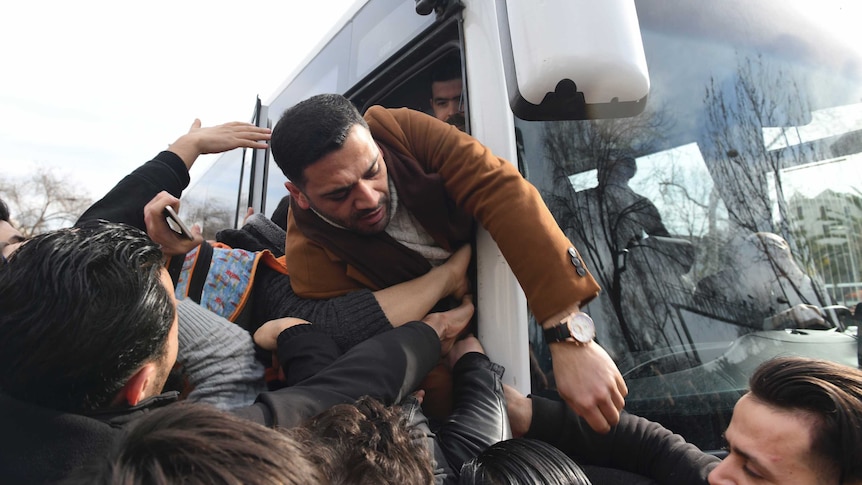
left=0, top=321, right=440, bottom=484
left=526, top=395, right=720, bottom=485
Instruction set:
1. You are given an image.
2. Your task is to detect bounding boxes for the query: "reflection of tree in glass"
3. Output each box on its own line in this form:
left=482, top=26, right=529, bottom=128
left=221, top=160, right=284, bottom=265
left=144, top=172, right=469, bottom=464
left=790, top=190, right=862, bottom=306
left=180, top=198, right=234, bottom=241
left=0, top=168, right=93, bottom=237
left=702, top=53, right=820, bottom=239
left=540, top=106, right=703, bottom=358
left=701, top=52, right=833, bottom=311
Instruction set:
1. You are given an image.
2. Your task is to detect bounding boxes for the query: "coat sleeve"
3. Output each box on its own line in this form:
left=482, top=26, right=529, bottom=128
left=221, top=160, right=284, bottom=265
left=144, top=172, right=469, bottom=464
left=231, top=321, right=441, bottom=427
left=526, top=395, right=719, bottom=485
left=366, top=107, right=600, bottom=323
left=76, top=151, right=190, bottom=230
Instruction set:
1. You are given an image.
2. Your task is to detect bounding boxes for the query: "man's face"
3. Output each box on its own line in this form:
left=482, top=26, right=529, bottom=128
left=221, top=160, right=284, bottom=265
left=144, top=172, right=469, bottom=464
left=285, top=124, right=391, bottom=235
left=0, top=220, right=25, bottom=261
left=430, top=78, right=463, bottom=122
left=708, top=394, right=828, bottom=485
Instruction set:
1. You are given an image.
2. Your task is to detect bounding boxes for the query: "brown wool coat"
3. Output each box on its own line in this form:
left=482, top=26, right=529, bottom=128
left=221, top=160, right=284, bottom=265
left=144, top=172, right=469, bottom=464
left=285, top=106, right=600, bottom=324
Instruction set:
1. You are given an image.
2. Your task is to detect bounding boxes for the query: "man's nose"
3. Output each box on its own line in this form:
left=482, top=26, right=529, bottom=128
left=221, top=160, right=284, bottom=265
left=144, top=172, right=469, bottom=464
left=353, top=181, right=379, bottom=209
left=448, top=99, right=463, bottom=115
left=706, top=457, right=734, bottom=485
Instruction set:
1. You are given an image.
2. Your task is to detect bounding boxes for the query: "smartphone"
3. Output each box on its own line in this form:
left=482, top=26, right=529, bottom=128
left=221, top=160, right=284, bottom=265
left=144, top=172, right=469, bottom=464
left=163, top=206, right=194, bottom=240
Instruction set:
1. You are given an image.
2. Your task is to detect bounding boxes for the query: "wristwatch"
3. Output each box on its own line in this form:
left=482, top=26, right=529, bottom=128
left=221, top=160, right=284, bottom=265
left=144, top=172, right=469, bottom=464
left=543, top=311, right=595, bottom=344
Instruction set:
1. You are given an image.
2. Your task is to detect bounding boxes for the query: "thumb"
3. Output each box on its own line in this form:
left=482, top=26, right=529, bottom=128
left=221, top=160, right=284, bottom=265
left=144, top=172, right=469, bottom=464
left=188, top=118, right=202, bottom=133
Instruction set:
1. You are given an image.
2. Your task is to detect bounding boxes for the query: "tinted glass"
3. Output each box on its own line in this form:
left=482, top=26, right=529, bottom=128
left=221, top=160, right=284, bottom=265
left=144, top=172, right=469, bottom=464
left=520, top=0, right=862, bottom=450
left=182, top=148, right=246, bottom=239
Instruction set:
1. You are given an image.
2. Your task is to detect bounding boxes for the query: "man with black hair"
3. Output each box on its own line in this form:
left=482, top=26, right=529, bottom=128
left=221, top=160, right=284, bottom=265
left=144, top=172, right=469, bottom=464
left=0, top=221, right=469, bottom=484
left=504, top=356, right=862, bottom=485
left=271, top=93, right=627, bottom=434
left=429, top=53, right=465, bottom=129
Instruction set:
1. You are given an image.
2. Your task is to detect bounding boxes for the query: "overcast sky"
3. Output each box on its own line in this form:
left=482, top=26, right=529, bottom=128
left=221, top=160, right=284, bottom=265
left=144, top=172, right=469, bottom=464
left=0, top=0, right=355, bottom=200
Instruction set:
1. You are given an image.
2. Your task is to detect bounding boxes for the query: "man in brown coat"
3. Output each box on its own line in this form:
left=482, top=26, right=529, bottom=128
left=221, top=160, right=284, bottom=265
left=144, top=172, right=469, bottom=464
left=270, top=93, right=627, bottom=433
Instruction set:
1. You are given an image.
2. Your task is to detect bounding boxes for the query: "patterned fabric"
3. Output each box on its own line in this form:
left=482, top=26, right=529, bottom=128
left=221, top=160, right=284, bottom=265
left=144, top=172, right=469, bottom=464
left=175, top=245, right=258, bottom=321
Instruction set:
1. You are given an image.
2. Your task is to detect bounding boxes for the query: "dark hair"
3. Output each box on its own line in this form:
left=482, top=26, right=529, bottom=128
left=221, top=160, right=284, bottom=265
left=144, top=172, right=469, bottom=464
left=748, top=357, right=862, bottom=483
left=459, top=438, right=592, bottom=485
left=0, top=221, right=174, bottom=413
left=64, top=402, right=322, bottom=485
left=270, top=93, right=368, bottom=187
left=430, top=52, right=463, bottom=89
left=0, top=197, right=10, bottom=222
left=294, top=396, right=435, bottom=485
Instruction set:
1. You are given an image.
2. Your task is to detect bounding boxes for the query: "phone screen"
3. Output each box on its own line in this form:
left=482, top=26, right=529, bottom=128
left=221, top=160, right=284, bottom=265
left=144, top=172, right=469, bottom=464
left=163, top=206, right=194, bottom=240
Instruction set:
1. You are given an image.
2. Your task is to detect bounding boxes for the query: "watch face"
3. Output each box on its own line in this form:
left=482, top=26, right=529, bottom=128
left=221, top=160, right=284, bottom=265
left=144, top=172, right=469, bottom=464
left=569, top=313, right=595, bottom=343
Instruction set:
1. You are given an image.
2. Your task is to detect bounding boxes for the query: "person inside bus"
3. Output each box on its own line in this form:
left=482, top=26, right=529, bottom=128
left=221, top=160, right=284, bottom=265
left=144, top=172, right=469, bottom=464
left=270, top=93, right=627, bottom=434
left=0, top=221, right=468, bottom=483
left=429, top=52, right=465, bottom=130
left=502, top=356, right=862, bottom=485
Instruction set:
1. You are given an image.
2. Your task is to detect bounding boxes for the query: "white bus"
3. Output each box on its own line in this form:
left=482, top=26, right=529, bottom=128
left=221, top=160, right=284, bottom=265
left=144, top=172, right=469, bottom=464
left=184, top=0, right=862, bottom=451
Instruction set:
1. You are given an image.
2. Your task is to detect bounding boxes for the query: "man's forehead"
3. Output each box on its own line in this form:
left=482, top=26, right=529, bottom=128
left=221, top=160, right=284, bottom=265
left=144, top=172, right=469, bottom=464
left=303, top=126, right=379, bottom=188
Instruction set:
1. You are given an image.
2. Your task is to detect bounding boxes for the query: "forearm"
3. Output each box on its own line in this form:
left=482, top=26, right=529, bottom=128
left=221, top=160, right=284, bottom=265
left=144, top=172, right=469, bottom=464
left=372, top=265, right=453, bottom=326
left=235, top=321, right=441, bottom=427
left=526, top=396, right=717, bottom=485
left=76, top=151, right=189, bottom=229
left=251, top=266, right=392, bottom=352
left=275, top=324, right=342, bottom=386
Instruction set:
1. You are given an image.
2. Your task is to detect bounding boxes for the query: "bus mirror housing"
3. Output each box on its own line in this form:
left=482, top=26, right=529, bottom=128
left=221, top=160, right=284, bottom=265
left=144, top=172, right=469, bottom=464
left=502, top=0, right=650, bottom=120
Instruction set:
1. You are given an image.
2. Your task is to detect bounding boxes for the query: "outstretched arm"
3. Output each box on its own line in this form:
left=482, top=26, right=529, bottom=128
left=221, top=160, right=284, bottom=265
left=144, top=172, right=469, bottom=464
left=76, top=119, right=270, bottom=229
left=251, top=245, right=471, bottom=352
left=505, top=385, right=718, bottom=485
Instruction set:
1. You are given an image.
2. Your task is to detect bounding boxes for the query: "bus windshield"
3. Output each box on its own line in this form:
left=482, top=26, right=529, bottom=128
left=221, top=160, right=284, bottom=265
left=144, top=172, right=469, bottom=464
left=518, top=0, right=862, bottom=450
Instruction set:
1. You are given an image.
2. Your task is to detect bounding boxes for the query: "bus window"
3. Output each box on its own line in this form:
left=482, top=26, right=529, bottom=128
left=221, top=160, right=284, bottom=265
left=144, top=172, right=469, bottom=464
left=519, top=0, right=862, bottom=450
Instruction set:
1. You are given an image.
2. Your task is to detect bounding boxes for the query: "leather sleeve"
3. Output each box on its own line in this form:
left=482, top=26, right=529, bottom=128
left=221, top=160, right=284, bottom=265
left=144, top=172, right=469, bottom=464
left=232, top=321, right=441, bottom=427
left=526, top=395, right=718, bottom=485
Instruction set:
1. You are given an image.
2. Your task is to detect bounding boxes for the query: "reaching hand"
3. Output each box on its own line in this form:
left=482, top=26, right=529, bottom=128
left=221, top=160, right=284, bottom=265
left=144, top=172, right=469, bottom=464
left=549, top=340, right=627, bottom=434
left=168, top=119, right=272, bottom=170
left=253, top=317, right=311, bottom=351
left=420, top=294, right=473, bottom=356
left=440, top=244, right=471, bottom=300
left=143, top=191, right=203, bottom=257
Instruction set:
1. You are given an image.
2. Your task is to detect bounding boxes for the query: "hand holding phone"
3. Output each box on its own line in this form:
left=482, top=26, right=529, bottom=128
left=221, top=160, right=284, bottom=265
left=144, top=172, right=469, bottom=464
left=163, top=206, right=194, bottom=240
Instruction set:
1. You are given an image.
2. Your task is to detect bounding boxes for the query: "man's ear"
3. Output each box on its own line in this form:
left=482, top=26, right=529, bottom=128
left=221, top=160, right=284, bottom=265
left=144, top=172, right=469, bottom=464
left=285, top=182, right=310, bottom=210
left=118, top=363, right=157, bottom=407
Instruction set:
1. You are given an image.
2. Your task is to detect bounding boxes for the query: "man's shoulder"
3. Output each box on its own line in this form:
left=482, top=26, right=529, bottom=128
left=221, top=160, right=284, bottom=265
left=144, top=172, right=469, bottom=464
left=0, top=394, right=121, bottom=483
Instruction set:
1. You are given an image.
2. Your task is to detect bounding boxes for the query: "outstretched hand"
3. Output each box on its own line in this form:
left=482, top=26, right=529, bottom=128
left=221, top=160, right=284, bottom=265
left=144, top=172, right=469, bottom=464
left=549, top=340, right=627, bottom=434
left=169, top=119, right=272, bottom=170
left=437, top=244, right=471, bottom=300
left=143, top=191, right=204, bottom=257
left=420, top=294, right=473, bottom=356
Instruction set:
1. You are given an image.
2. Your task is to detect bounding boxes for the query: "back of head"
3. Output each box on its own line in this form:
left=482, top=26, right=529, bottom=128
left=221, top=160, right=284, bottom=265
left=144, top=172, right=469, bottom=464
left=65, top=402, right=322, bottom=485
left=459, top=438, right=592, bottom=485
left=430, top=52, right=462, bottom=90
left=0, top=221, right=173, bottom=414
left=271, top=93, right=368, bottom=187
left=748, top=357, right=862, bottom=483
left=296, top=396, right=434, bottom=485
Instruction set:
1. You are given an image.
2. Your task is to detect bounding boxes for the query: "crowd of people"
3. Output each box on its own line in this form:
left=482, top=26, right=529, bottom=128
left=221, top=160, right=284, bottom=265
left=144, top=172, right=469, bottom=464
left=1, top=67, right=861, bottom=485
